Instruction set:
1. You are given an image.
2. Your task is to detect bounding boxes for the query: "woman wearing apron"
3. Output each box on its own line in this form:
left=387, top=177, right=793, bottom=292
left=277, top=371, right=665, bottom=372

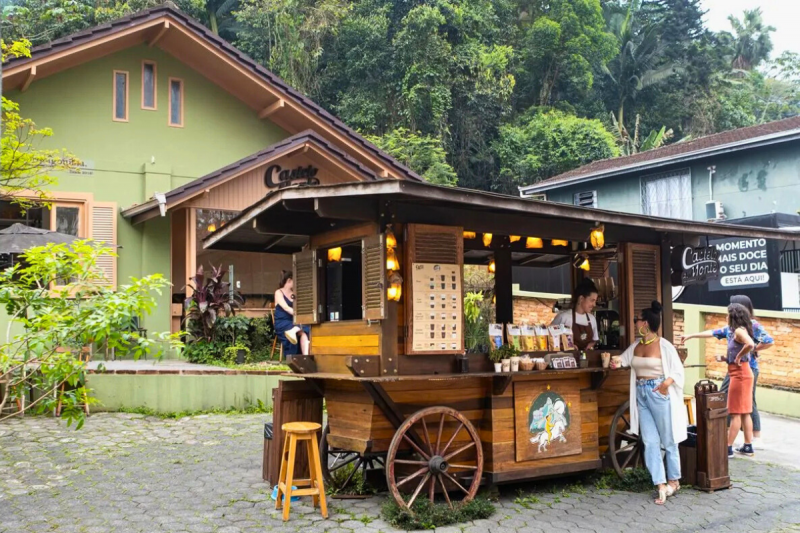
left=550, top=278, right=599, bottom=351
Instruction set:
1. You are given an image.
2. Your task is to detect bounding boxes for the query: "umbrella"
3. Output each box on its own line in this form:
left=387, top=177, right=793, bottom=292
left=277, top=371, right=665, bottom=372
left=0, top=223, right=78, bottom=255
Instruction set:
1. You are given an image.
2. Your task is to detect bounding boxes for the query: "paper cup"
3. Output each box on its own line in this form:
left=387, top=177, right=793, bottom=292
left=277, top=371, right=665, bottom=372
left=601, top=352, right=611, bottom=368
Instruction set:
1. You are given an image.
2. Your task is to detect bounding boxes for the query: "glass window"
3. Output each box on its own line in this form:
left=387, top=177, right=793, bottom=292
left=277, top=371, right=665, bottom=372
left=641, top=169, right=692, bottom=219
left=323, top=243, right=363, bottom=322
left=142, top=61, right=156, bottom=110
left=114, top=71, right=128, bottom=121
left=55, top=206, right=81, bottom=236
left=0, top=201, right=44, bottom=231
left=169, top=78, right=183, bottom=126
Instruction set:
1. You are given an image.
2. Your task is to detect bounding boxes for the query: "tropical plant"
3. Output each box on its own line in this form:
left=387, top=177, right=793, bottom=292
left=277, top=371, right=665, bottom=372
left=727, top=8, right=775, bottom=71
left=0, top=241, right=182, bottom=427
left=464, top=291, right=487, bottom=353
left=609, top=113, right=674, bottom=156
left=183, top=264, right=242, bottom=342
left=366, top=128, right=457, bottom=186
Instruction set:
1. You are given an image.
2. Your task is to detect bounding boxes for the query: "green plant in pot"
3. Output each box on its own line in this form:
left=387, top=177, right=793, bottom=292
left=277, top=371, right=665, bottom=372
left=491, top=344, right=519, bottom=373
left=224, top=345, right=251, bottom=365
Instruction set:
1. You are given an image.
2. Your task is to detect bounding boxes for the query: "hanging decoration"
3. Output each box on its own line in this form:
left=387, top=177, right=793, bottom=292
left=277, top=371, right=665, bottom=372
left=482, top=233, right=493, bottom=247
left=590, top=224, right=605, bottom=250
left=509, top=235, right=521, bottom=243
left=573, top=254, right=590, bottom=271
left=207, top=223, right=217, bottom=233
left=385, top=226, right=403, bottom=300
left=385, top=225, right=398, bottom=249
left=386, top=248, right=400, bottom=271
left=526, top=237, right=543, bottom=249
left=327, top=247, right=342, bottom=262
left=552, top=239, right=569, bottom=247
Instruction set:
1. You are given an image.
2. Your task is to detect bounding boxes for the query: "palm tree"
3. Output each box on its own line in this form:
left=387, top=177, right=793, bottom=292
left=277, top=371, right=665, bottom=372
left=728, top=8, right=775, bottom=71
left=602, top=0, right=681, bottom=127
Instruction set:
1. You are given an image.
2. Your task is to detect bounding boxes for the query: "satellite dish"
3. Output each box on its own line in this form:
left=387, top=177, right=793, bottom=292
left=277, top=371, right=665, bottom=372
left=672, top=285, right=685, bottom=302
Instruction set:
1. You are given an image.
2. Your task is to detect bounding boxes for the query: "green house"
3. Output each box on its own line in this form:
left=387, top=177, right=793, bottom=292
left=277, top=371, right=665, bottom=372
left=1, top=5, right=423, bottom=347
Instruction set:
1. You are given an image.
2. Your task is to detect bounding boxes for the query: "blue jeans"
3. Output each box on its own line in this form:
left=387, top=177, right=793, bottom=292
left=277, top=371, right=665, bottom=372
left=636, top=378, right=681, bottom=486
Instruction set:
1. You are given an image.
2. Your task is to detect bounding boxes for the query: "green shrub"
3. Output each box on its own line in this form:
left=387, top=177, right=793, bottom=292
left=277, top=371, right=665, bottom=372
left=593, top=468, right=653, bottom=493
left=223, top=345, right=251, bottom=364
left=248, top=316, right=275, bottom=362
left=381, top=497, right=495, bottom=530
left=184, top=339, right=226, bottom=364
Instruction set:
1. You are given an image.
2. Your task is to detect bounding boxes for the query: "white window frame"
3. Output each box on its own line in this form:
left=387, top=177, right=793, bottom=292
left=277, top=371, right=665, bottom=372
left=640, top=168, right=692, bottom=220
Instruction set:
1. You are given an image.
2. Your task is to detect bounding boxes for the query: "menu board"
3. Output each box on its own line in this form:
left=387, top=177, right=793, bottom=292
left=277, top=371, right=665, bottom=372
left=411, top=263, right=463, bottom=353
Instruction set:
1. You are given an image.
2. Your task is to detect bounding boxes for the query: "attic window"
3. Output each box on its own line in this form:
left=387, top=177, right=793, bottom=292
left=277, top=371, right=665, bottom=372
left=113, top=70, right=129, bottom=122
left=142, top=61, right=157, bottom=110
left=168, top=78, right=184, bottom=127
left=574, top=191, right=597, bottom=208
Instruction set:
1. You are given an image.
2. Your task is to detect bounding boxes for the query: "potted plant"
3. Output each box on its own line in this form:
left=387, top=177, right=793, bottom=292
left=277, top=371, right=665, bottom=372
left=488, top=349, right=504, bottom=373
left=224, top=345, right=250, bottom=365
left=492, top=344, right=519, bottom=373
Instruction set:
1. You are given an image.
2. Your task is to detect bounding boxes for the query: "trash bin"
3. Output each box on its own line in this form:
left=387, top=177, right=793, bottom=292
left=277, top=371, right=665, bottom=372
left=679, top=425, right=697, bottom=486
left=262, top=422, right=273, bottom=483
left=695, top=380, right=731, bottom=492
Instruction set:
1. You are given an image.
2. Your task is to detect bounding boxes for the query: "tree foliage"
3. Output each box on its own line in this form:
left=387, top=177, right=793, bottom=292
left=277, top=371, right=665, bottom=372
left=3, top=0, right=795, bottom=192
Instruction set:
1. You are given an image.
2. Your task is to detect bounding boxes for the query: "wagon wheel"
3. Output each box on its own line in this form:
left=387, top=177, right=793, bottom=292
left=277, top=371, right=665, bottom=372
left=386, top=406, right=483, bottom=511
left=320, top=424, right=384, bottom=492
left=608, top=400, right=644, bottom=477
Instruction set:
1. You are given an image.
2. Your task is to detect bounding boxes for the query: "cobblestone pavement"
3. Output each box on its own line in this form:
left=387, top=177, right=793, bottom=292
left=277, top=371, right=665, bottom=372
left=1, top=413, right=799, bottom=533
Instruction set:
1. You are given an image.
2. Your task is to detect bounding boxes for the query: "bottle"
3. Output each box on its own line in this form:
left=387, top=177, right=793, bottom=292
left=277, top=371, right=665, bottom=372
left=579, top=350, right=588, bottom=368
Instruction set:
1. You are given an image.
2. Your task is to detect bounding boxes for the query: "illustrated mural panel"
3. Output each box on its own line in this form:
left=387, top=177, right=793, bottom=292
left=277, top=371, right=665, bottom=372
left=514, top=380, right=582, bottom=462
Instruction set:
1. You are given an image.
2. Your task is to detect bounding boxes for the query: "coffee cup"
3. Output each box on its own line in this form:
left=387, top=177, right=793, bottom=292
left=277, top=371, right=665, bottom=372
left=601, top=352, right=611, bottom=369
left=610, top=355, right=622, bottom=369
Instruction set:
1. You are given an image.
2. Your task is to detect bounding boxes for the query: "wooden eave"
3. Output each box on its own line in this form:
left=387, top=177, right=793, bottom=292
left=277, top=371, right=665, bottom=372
left=2, top=6, right=423, bottom=184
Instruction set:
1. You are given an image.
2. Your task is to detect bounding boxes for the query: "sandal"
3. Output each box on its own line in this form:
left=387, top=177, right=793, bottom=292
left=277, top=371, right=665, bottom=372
left=655, top=486, right=668, bottom=505
left=666, top=482, right=680, bottom=497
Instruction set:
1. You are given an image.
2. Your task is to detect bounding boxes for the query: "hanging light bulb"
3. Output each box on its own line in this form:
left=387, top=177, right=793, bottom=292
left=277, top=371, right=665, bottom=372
left=207, top=223, right=217, bottom=232
left=386, top=247, right=400, bottom=271
left=526, top=237, right=543, bottom=249
left=590, top=224, right=605, bottom=250
left=482, top=233, right=493, bottom=247
left=573, top=254, right=590, bottom=271
left=463, top=231, right=477, bottom=239
left=488, top=258, right=496, bottom=273
left=385, top=225, right=397, bottom=249
left=552, top=239, right=569, bottom=247
left=509, top=235, right=521, bottom=243
left=387, top=272, right=403, bottom=301
left=327, top=247, right=342, bottom=262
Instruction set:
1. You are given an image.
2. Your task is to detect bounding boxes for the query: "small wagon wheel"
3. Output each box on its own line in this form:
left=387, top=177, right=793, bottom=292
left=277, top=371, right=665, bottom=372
left=386, top=406, right=483, bottom=511
left=608, top=400, right=644, bottom=477
left=319, top=424, right=384, bottom=492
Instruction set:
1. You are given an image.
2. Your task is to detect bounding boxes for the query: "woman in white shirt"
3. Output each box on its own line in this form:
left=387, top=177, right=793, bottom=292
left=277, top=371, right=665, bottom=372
left=613, top=300, right=687, bottom=505
left=550, top=278, right=599, bottom=350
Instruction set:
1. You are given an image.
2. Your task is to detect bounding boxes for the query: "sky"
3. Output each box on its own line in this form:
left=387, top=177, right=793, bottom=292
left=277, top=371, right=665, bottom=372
left=701, top=0, right=800, bottom=58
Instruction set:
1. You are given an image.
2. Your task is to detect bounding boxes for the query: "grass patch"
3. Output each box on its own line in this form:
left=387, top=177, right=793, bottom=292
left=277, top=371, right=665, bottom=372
left=382, top=497, right=495, bottom=530
left=513, top=491, right=541, bottom=509
left=114, top=399, right=271, bottom=419
left=326, top=462, right=375, bottom=496
left=593, top=468, right=653, bottom=493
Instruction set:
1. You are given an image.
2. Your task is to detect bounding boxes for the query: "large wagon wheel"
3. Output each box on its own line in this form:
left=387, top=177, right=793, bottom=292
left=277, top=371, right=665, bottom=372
left=319, top=424, right=384, bottom=492
left=608, top=400, right=644, bottom=477
left=386, top=406, right=483, bottom=511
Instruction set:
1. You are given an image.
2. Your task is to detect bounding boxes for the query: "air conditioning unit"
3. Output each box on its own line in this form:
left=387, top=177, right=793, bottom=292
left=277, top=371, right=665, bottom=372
left=705, top=200, right=725, bottom=221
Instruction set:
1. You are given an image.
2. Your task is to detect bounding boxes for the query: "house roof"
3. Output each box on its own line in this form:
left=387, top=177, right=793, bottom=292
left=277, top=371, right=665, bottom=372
left=2, top=3, right=423, bottom=184
left=519, top=115, right=800, bottom=195
left=121, top=129, right=381, bottom=223
left=205, top=180, right=800, bottom=253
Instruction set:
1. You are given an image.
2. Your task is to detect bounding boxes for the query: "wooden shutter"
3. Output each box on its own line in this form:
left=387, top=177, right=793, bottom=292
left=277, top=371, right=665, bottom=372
left=362, top=234, right=386, bottom=321
left=405, top=224, right=464, bottom=355
left=293, top=249, right=319, bottom=324
left=91, top=202, right=118, bottom=288
left=624, top=243, right=662, bottom=339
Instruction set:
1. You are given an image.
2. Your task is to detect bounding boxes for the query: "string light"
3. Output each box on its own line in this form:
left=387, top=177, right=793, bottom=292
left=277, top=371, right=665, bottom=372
left=509, top=235, right=521, bottom=243
left=482, top=233, right=493, bottom=247
left=463, top=231, right=476, bottom=239
left=488, top=258, right=496, bottom=273
left=386, top=247, right=400, bottom=271
left=573, top=254, right=590, bottom=271
left=551, top=239, right=569, bottom=247
left=327, top=247, right=342, bottom=262
left=387, top=272, right=403, bottom=301
left=385, top=225, right=397, bottom=249
left=207, top=223, right=216, bottom=233
left=590, top=224, right=605, bottom=250
left=525, top=237, right=543, bottom=249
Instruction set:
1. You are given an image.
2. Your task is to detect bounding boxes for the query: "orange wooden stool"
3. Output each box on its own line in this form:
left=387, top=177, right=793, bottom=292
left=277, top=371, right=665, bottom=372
left=684, top=395, right=695, bottom=425
left=275, top=422, right=327, bottom=522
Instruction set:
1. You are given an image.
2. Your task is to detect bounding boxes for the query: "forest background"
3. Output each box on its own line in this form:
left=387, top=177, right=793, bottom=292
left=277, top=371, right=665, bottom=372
left=3, top=0, right=798, bottom=193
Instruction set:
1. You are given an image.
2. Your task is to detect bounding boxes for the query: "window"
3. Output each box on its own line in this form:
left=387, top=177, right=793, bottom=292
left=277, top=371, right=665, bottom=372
left=113, top=70, right=129, bottom=121
left=574, top=190, right=597, bottom=208
left=323, top=243, right=363, bottom=322
left=142, top=61, right=157, bottom=110
left=641, top=169, right=692, bottom=219
left=168, top=77, right=184, bottom=127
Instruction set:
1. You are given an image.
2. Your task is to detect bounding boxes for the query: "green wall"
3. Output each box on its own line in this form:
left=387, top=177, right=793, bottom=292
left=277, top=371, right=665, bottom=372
left=542, top=141, right=800, bottom=220
left=4, top=44, right=288, bottom=340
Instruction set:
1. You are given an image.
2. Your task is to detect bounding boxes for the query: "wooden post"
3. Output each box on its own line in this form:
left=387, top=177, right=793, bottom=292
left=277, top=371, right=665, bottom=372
left=495, top=243, right=513, bottom=342
left=660, top=236, right=674, bottom=343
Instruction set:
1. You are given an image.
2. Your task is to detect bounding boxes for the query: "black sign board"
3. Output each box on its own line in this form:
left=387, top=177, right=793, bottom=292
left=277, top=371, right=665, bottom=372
left=264, top=164, right=320, bottom=189
left=708, top=237, right=770, bottom=292
left=671, top=245, right=720, bottom=286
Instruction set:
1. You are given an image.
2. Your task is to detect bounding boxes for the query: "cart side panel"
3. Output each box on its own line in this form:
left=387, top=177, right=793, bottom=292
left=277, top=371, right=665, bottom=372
left=311, top=321, right=382, bottom=375
left=597, top=369, right=631, bottom=453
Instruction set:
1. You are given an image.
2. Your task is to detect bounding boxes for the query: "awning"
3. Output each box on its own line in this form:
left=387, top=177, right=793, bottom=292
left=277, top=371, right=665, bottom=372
left=204, top=180, right=800, bottom=253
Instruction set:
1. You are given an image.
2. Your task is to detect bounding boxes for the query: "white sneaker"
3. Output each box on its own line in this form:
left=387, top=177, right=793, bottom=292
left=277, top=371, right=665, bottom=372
left=285, top=327, right=298, bottom=345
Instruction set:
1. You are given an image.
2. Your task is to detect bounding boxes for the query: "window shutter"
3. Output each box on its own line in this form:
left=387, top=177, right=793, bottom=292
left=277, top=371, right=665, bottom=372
left=91, top=202, right=118, bottom=288
left=362, top=234, right=386, bottom=321
left=293, top=249, right=318, bottom=324
left=624, top=243, right=662, bottom=339
left=574, top=191, right=597, bottom=208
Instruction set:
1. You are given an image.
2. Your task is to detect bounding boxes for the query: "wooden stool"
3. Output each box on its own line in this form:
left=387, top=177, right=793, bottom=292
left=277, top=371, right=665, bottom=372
left=684, top=395, right=695, bottom=425
left=276, top=422, right=327, bottom=522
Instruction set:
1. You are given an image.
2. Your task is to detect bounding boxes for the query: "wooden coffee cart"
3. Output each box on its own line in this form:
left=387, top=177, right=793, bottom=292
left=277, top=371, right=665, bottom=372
left=205, top=180, right=795, bottom=509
